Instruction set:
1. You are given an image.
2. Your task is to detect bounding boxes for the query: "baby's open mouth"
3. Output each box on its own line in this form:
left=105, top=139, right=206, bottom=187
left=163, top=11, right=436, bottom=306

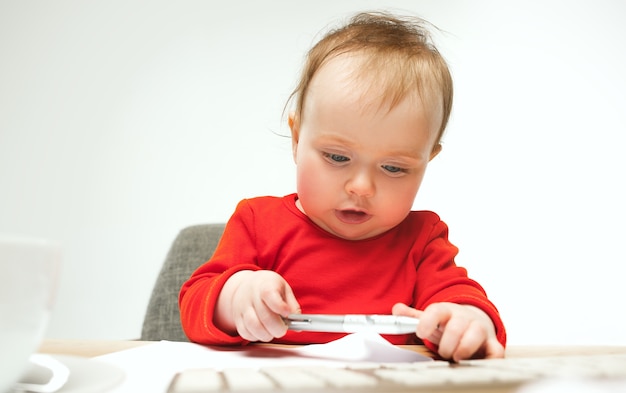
left=335, top=209, right=372, bottom=224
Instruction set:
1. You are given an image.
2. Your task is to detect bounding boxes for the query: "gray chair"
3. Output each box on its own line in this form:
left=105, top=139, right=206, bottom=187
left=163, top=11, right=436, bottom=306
left=140, top=223, right=225, bottom=341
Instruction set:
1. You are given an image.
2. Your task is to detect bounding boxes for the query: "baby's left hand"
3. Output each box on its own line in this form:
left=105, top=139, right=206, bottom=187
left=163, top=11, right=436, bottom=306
left=392, top=302, right=504, bottom=361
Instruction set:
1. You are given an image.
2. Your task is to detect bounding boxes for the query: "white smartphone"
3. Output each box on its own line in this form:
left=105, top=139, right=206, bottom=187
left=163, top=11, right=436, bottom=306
left=284, top=314, right=419, bottom=335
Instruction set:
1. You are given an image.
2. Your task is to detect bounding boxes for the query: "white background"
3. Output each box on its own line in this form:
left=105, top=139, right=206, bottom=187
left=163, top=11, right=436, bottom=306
left=1, top=0, right=625, bottom=345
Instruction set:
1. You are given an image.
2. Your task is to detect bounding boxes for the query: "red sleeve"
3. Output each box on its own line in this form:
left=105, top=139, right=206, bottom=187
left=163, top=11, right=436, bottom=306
left=179, top=200, right=261, bottom=345
left=412, top=219, right=507, bottom=351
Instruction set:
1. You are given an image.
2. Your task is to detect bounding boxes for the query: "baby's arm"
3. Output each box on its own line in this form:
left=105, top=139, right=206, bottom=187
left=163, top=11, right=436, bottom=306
left=392, top=302, right=504, bottom=361
left=215, top=270, right=301, bottom=342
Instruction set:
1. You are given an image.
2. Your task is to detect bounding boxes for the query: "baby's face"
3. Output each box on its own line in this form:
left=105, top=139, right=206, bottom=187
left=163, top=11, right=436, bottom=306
left=290, top=54, right=441, bottom=240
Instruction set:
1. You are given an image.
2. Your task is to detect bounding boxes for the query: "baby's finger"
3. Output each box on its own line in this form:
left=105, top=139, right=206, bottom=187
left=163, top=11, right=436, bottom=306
left=260, top=283, right=301, bottom=338
left=237, top=322, right=256, bottom=342
left=237, top=310, right=273, bottom=342
left=251, top=299, right=288, bottom=340
left=391, top=303, right=423, bottom=318
left=450, top=320, right=485, bottom=362
left=416, top=304, right=450, bottom=342
left=282, top=283, right=301, bottom=315
left=263, top=315, right=288, bottom=340
left=483, top=337, right=505, bottom=359
left=263, top=283, right=296, bottom=317
left=436, top=317, right=469, bottom=360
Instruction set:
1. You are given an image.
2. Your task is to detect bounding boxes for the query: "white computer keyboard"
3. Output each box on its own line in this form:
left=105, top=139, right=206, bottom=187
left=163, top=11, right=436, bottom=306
left=167, top=352, right=626, bottom=393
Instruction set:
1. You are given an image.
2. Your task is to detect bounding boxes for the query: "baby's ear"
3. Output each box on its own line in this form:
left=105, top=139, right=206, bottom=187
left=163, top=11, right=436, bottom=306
left=288, top=113, right=298, bottom=138
left=429, top=143, right=442, bottom=161
left=289, top=113, right=300, bottom=161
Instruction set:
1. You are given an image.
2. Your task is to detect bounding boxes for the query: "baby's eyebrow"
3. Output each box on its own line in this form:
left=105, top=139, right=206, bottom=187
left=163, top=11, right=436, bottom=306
left=385, top=149, right=421, bottom=159
left=315, top=133, right=355, bottom=147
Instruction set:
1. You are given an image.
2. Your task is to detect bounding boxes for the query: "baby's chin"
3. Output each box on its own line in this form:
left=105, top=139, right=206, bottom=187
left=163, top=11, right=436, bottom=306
left=325, top=220, right=392, bottom=241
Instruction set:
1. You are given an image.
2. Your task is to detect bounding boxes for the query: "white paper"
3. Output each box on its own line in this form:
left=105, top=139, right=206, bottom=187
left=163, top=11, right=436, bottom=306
left=95, top=332, right=430, bottom=393
left=292, top=331, right=429, bottom=362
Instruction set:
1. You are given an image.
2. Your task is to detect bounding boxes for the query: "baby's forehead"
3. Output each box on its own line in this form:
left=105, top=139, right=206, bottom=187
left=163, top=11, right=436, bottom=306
left=302, top=54, right=443, bottom=146
left=311, top=52, right=442, bottom=118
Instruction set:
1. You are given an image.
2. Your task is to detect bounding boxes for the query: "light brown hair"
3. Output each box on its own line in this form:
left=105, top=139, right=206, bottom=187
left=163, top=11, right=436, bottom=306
left=287, top=11, right=453, bottom=146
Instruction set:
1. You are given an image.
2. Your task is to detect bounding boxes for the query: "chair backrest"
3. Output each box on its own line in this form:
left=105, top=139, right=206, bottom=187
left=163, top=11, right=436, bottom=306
left=141, top=223, right=225, bottom=341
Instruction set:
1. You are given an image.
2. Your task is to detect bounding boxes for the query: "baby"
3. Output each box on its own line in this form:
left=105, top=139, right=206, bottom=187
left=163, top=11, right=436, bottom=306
left=180, top=11, right=506, bottom=361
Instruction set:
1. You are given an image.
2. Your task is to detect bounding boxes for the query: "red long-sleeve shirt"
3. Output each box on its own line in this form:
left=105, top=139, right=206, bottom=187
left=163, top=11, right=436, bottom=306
left=179, top=194, right=506, bottom=350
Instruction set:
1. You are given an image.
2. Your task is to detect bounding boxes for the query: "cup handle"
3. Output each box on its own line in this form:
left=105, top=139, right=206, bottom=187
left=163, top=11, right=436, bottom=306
left=13, top=354, right=69, bottom=393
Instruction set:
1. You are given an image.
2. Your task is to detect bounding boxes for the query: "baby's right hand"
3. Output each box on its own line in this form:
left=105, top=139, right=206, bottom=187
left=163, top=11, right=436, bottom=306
left=218, top=270, right=301, bottom=342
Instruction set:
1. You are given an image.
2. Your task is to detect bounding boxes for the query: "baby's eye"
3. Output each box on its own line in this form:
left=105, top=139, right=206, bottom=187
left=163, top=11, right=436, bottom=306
left=323, top=152, right=350, bottom=163
left=382, top=164, right=407, bottom=174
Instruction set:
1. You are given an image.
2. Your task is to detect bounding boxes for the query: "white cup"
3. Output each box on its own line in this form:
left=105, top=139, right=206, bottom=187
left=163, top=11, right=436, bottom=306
left=0, top=235, right=61, bottom=393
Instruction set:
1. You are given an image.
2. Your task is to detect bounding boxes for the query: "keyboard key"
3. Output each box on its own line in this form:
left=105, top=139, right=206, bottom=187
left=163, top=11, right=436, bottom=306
left=222, top=368, right=275, bottom=390
left=305, top=366, right=378, bottom=388
left=261, top=367, right=327, bottom=389
left=168, top=368, right=224, bottom=393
